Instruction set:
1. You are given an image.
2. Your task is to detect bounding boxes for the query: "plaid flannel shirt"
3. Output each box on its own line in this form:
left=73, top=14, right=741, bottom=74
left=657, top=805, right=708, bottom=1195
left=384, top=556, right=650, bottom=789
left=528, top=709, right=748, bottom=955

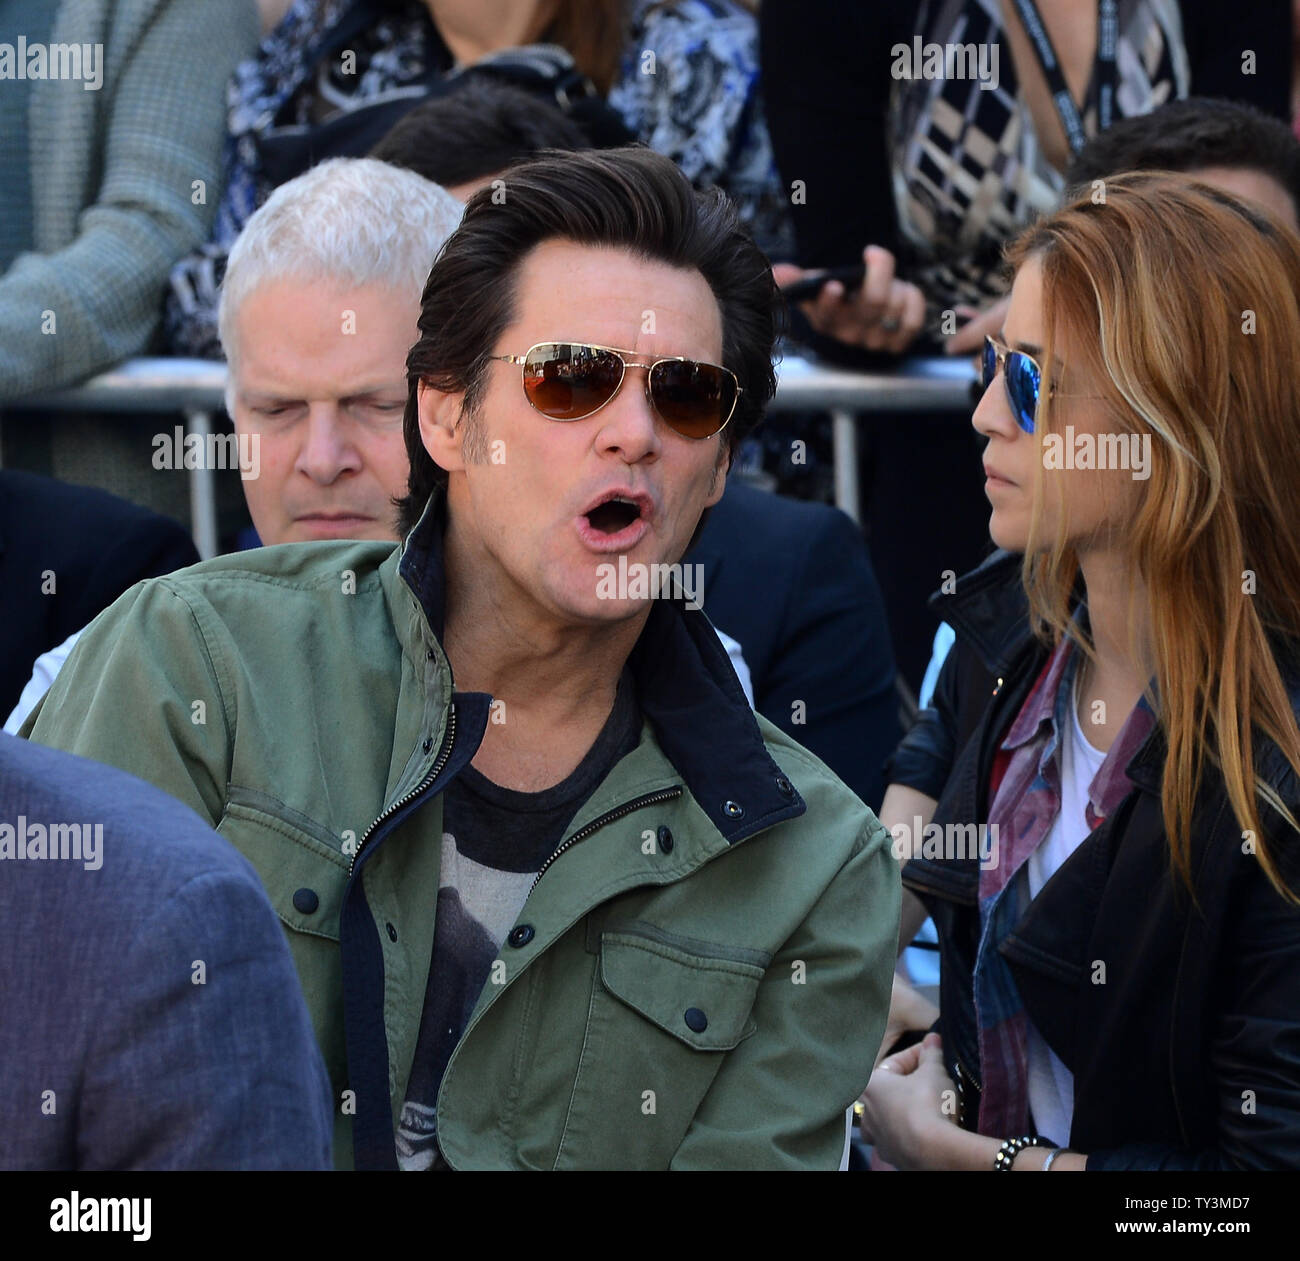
left=974, top=630, right=1157, bottom=1137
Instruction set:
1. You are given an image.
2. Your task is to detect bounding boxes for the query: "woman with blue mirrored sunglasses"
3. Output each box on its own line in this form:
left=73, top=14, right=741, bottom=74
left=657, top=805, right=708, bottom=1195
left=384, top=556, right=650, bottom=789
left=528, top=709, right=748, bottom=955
left=863, top=173, right=1300, bottom=1177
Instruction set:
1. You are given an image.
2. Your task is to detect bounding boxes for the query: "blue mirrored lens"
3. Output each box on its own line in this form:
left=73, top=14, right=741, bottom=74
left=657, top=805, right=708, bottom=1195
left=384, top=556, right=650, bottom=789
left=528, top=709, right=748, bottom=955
left=981, top=337, right=998, bottom=390
left=1005, top=351, right=1040, bottom=433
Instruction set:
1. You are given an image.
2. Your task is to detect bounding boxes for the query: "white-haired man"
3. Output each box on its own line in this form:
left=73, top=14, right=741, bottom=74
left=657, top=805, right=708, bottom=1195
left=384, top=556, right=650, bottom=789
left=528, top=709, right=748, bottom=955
left=219, top=157, right=464, bottom=545
left=5, top=159, right=464, bottom=731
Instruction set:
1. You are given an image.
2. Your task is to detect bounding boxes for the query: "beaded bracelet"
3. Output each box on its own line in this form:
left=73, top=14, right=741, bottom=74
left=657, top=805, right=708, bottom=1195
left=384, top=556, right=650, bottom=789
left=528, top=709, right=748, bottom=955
left=994, top=1134, right=1048, bottom=1171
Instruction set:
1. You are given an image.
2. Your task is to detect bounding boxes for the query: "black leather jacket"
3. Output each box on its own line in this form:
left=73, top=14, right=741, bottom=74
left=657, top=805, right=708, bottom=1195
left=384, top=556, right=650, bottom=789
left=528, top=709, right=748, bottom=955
left=887, top=551, right=1300, bottom=1170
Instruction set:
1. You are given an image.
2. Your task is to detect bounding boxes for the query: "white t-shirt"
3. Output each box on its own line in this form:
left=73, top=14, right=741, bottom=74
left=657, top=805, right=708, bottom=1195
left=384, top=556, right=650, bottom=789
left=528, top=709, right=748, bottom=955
left=4, top=628, right=83, bottom=734
left=1025, top=673, right=1107, bottom=1146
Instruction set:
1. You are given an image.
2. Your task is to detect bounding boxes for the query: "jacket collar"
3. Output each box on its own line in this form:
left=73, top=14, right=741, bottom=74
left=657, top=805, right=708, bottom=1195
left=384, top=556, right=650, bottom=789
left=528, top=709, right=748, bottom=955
left=931, top=549, right=1167, bottom=795
left=388, top=488, right=806, bottom=844
left=936, top=552, right=1300, bottom=820
left=928, top=549, right=1034, bottom=678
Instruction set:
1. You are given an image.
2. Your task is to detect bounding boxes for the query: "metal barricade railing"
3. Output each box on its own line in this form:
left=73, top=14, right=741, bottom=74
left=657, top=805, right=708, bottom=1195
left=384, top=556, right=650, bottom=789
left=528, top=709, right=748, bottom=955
left=8, top=359, right=230, bottom=559
left=6, top=354, right=978, bottom=555
left=769, top=354, right=977, bottom=528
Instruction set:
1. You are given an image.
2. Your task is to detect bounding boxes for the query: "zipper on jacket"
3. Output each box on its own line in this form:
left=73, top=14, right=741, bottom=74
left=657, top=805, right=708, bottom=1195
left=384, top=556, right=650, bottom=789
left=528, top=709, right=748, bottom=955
left=529, top=786, right=683, bottom=893
left=953, top=1050, right=983, bottom=1129
left=971, top=644, right=1041, bottom=824
left=349, top=703, right=457, bottom=877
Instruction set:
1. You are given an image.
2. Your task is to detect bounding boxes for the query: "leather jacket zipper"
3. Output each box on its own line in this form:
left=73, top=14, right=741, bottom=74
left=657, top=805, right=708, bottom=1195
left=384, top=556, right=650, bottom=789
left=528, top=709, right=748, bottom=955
left=974, top=673, right=1017, bottom=823
left=953, top=1049, right=983, bottom=1129
left=349, top=703, right=457, bottom=877
left=530, top=786, right=683, bottom=893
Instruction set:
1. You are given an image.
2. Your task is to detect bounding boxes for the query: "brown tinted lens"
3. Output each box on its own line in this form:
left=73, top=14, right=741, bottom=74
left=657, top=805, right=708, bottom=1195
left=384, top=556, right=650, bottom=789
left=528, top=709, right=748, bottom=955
left=521, top=343, right=623, bottom=419
left=649, top=359, right=736, bottom=438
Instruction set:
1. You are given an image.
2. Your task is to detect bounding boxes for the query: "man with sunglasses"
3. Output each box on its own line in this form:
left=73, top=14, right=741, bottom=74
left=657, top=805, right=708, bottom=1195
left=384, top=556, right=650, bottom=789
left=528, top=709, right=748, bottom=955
left=25, top=146, right=900, bottom=1171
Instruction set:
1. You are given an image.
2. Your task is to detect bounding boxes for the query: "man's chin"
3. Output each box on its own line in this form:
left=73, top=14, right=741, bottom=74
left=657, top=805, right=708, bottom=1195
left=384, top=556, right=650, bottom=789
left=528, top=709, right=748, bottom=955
left=540, top=571, right=657, bottom=626
left=283, top=516, right=395, bottom=543
left=561, top=555, right=701, bottom=623
left=555, top=590, right=657, bottom=627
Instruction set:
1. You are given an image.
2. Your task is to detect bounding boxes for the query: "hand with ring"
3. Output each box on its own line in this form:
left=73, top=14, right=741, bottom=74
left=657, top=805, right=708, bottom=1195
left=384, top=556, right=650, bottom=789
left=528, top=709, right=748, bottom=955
left=773, top=244, right=926, bottom=354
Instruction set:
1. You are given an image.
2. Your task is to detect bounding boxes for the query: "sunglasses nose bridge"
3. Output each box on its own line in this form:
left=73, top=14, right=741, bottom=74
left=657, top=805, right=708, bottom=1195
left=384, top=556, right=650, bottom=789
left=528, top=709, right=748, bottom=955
left=584, top=352, right=660, bottom=434
left=597, top=350, right=660, bottom=411
left=627, top=358, right=657, bottom=410
left=617, top=354, right=656, bottom=381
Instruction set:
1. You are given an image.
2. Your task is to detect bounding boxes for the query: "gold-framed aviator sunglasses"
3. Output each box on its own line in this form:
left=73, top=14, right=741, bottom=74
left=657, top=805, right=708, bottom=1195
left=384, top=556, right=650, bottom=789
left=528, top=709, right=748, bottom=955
left=488, top=341, right=742, bottom=439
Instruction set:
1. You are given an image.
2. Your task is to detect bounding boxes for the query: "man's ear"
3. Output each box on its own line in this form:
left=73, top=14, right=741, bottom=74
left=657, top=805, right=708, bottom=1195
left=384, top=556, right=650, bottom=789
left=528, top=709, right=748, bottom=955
left=417, top=379, right=468, bottom=474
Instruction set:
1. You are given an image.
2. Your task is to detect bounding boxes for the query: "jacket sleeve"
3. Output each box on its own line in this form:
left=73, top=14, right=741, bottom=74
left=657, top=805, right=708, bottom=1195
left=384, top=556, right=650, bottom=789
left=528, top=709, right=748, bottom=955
left=22, top=578, right=233, bottom=827
left=884, top=636, right=963, bottom=800
left=670, top=814, right=900, bottom=1169
left=755, top=507, right=900, bottom=811
left=1087, top=862, right=1300, bottom=1171
left=0, top=0, right=257, bottom=399
left=79, top=865, right=334, bottom=1170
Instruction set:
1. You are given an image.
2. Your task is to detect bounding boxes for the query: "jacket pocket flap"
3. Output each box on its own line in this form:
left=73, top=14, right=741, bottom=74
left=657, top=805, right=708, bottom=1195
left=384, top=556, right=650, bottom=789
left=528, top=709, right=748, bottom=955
left=600, top=931, right=763, bottom=1051
left=220, top=796, right=348, bottom=942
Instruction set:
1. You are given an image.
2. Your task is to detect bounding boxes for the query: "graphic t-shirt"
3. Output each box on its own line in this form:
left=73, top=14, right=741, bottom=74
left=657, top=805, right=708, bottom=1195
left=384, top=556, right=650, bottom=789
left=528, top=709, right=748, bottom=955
left=395, top=671, right=641, bottom=1169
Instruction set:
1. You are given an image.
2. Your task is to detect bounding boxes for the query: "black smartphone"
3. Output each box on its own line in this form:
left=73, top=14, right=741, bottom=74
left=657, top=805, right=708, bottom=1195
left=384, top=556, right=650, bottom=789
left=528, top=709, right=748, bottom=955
left=779, top=262, right=867, bottom=304
left=880, top=1026, right=927, bottom=1060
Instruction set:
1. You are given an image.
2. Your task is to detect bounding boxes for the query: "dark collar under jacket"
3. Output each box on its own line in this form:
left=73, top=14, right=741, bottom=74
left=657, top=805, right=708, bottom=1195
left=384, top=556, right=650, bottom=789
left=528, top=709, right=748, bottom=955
left=926, top=548, right=1300, bottom=894
left=398, top=486, right=808, bottom=845
left=933, top=550, right=1300, bottom=810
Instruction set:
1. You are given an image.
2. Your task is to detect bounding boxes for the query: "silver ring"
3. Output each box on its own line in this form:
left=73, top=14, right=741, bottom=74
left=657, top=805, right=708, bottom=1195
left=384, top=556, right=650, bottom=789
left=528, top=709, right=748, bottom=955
left=880, top=316, right=901, bottom=332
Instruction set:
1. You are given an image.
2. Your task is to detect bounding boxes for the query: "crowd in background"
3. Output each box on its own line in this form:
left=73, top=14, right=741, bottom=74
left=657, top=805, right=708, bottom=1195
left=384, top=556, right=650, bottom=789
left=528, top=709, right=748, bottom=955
left=3, top=0, right=1300, bottom=1174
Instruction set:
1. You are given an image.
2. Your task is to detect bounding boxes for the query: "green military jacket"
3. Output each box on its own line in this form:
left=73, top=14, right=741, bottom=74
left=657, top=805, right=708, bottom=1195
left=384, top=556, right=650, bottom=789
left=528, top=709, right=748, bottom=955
left=25, top=494, right=899, bottom=1169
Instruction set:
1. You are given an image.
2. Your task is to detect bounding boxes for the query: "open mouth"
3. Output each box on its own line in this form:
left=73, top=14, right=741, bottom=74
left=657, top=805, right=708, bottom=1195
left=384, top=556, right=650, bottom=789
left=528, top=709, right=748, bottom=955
left=585, top=497, right=643, bottom=535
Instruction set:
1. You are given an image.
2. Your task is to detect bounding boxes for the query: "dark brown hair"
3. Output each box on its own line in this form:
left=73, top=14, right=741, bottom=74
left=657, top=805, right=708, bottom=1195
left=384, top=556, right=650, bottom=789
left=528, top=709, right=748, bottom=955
left=397, top=144, right=780, bottom=534
left=548, top=0, right=630, bottom=96
left=370, top=78, right=591, bottom=189
left=1064, top=97, right=1300, bottom=222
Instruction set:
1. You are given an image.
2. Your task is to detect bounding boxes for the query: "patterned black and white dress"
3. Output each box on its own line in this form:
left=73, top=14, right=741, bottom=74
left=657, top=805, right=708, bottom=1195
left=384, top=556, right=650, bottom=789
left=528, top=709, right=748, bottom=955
left=890, top=0, right=1187, bottom=329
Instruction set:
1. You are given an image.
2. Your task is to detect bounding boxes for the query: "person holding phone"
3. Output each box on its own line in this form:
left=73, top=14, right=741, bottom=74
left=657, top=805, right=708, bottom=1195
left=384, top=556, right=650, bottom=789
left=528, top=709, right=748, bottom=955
left=761, top=0, right=1292, bottom=692
left=762, top=0, right=1291, bottom=360
left=771, top=249, right=929, bottom=357
left=859, top=173, right=1300, bottom=1170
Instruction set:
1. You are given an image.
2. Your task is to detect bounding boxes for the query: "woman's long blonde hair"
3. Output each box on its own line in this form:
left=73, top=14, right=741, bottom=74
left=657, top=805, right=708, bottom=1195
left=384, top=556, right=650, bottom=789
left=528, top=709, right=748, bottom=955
left=1005, top=171, right=1300, bottom=903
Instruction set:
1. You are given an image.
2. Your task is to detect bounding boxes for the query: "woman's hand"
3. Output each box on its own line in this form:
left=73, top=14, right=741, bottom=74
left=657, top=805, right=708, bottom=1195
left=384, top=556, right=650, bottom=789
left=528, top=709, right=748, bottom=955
left=773, top=245, right=926, bottom=354
left=859, top=1032, right=961, bottom=1169
left=862, top=1032, right=1092, bottom=1170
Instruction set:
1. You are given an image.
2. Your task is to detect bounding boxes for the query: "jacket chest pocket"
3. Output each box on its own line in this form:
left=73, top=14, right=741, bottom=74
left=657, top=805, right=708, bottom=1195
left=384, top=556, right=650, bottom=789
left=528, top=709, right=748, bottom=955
left=553, top=929, right=764, bottom=1169
left=218, top=790, right=348, bottom=1102
left=221, top=789, right=348, bottom=937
